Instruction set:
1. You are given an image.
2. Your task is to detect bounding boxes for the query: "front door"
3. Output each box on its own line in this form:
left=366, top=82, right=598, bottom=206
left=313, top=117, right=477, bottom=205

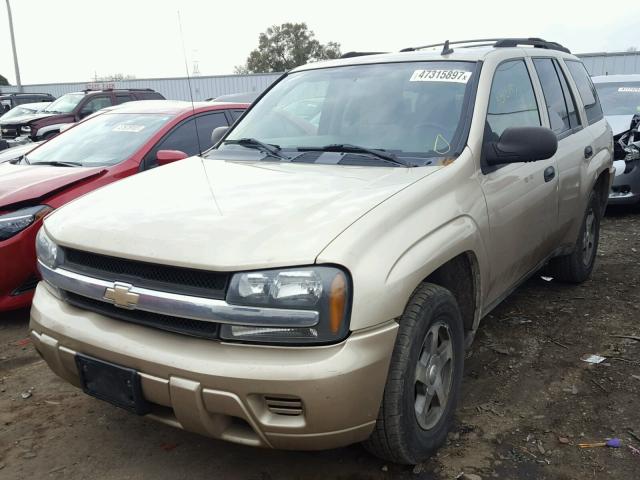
left=479, top=59, right=559, bottom=305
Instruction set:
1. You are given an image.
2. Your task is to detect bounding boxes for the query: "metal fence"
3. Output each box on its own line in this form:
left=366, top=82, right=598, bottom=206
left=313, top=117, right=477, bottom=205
left=577, top=52, right=640, bottom=76
left=2, top=51, right=640, bottom=99
left=0, top=73, right=282, bottom=101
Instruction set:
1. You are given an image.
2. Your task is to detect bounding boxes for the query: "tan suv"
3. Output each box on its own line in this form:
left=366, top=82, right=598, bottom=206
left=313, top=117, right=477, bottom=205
left=30, top=38, right=613, bottom=464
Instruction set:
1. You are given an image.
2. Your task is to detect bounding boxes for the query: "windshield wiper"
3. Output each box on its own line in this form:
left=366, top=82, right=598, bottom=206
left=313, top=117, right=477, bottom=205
left=31, top=160, right=81, bottom=167
left=297, top=144, right=414, bottom=167
left=223, top=138, right=288, bottom=160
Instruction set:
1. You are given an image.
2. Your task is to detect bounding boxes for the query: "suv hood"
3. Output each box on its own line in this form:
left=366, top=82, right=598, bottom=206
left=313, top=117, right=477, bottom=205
left=0, top=163, right=106, bottom=209
left=46, top=156, right=441, bottom=270
left=31, top=113, right=75, bottom=129
left=0, top=112, right=53, bottom=126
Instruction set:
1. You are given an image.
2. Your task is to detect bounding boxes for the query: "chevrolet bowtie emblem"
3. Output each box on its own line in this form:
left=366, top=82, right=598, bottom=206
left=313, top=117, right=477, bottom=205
left=103, top=282, right=139, bottom=309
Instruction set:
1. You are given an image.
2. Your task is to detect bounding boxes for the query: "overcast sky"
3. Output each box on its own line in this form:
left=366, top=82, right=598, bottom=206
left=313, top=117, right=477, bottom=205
left=1, top=0, right=638, bottom=85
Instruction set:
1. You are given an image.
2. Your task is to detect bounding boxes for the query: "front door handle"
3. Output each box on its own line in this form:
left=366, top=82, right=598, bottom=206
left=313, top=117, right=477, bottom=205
left=544, top=166, right=555, bottom=183
left=584, top=146, right=593, bottom=159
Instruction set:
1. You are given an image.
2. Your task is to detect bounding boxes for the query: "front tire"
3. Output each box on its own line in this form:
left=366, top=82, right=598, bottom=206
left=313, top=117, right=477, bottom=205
left=364, top=283, right=464, bottom=464
left=547, top=190, right=601, bottom=283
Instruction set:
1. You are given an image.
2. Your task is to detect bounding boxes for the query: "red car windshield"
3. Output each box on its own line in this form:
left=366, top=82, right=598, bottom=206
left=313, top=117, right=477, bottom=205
left=27, top=113, right=171, bottom=167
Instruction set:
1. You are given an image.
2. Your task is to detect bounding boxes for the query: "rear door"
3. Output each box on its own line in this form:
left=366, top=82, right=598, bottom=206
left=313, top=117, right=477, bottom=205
left=479, top=58, right=559, bottom=304
left=532, top=57, right=593, bottom=246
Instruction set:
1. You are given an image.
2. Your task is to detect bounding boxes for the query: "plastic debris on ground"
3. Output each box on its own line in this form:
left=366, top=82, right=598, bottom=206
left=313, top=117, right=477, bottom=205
left=581, top=354, right=606, bottom=364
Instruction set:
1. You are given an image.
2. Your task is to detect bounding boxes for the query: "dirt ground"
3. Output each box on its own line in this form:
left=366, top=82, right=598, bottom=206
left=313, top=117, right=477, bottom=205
left=1, top=206, right=638, bottom=480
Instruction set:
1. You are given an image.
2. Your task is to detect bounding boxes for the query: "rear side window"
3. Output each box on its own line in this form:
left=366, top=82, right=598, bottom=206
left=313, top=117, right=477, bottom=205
left=533, top=59, right=571, bottom=135
left=115, top=94, right=133, bottom=105
left=486, top=60, right=540, bottom=137
left=555, top=63, right=581, bottom=129
left=565, top=60, right=604, bottom=125
left=136, top=91, right=165, bottom=100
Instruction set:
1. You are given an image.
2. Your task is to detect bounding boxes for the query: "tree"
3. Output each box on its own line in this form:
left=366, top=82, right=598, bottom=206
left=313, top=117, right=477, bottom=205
left=0, top=74, right=9, bottom=86
left=235, top=23, right=341, bottom=74
left=626, top=46, right=638, bottom=52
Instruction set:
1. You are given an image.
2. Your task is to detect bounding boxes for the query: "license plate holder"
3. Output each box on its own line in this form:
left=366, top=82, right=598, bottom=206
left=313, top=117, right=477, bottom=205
left=75, top=354, right=150, bottom=415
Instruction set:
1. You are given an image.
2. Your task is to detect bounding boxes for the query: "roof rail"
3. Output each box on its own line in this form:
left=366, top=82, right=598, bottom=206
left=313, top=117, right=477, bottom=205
left=400, top=37, right=570, bottom=55
left=340, top=51, right=387, bottom=59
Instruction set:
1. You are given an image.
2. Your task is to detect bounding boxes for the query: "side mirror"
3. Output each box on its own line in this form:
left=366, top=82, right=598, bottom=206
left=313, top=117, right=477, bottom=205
left=485, top=126, right=558, bottom=166
left=211, top=126, right=229, bottom=146
left=157, top=149, right=188, bottom=166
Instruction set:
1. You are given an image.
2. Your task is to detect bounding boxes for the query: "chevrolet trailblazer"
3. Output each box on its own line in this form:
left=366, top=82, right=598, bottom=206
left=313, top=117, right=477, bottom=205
left=30, top=38, right=613, bottom=464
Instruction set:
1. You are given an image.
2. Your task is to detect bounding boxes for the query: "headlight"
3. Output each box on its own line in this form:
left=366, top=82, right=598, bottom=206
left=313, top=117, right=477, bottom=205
left=20, top=126, right=31, bottom=134
left=35, top=227, right=60, bottom=269
left=0, top=205, right=52, bottom=241
left=222, top=266, right=351, bottom=345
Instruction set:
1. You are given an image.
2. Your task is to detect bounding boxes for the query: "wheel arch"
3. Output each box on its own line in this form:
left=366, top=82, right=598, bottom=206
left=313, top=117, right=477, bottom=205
left=421, top=251, right=481, bottom=342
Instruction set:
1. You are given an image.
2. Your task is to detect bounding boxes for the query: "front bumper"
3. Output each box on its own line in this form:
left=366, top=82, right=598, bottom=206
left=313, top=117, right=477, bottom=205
left=30, top=284, right=398, bottom=450
left=609, top=161, right=640, bottom=205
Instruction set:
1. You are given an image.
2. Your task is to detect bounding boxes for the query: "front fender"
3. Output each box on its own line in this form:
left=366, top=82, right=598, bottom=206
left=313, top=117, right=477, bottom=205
left=317, top=153, right=490, bottom=332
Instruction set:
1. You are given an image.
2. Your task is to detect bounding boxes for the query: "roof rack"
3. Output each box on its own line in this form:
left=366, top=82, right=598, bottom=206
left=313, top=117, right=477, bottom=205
left=340, top=51, right=387, bottom=59
left=400, top=38, right=571, bottom=55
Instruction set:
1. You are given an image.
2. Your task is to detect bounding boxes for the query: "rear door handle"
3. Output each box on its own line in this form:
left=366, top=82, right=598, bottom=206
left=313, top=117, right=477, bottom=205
left=584, top=146, right=593, bottom=159
left=544, top=166, right=555, bottom=183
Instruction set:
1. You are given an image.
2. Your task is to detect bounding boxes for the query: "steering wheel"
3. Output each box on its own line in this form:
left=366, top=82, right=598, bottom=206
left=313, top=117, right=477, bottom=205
left=271, top=109, right=318, bottom=135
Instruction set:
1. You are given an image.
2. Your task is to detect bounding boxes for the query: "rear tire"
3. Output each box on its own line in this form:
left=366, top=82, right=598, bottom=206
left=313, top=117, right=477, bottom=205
left=546, top=190, right=601, bottom=283
left=364, top=283, right=464, bottom=464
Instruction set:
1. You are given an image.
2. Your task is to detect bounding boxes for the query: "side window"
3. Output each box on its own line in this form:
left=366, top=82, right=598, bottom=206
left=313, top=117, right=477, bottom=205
left=533, top=58, right=571, bottom=135
left=144, top=113, right=229, bottom=169
left=79, top=95, right=113, bottom=117
left=114, top=94, right=133, bottom=105
left=230, top=109, right=245, bottom=122
left=555, top=60, right=581, bottom=128
left=486, top=60, right=540, bottom=137
left=194, top=112, right=229, bottom=149
left=137, top=92, right=164, bottom=100
left=565, top=60, right=604, bottom=125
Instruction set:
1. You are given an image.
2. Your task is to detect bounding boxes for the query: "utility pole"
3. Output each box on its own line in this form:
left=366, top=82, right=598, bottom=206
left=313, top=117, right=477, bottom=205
left=5, top=0, right=22, bottom=92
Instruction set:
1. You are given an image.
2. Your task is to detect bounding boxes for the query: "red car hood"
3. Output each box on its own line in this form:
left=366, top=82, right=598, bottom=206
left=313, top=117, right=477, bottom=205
left=0, top=163, right=106, bottom=208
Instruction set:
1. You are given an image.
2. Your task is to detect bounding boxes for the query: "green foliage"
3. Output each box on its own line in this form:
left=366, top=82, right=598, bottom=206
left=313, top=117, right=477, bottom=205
left=235, top=23, right=341, bottom=74
left=0, top=74, right=9, bottom=86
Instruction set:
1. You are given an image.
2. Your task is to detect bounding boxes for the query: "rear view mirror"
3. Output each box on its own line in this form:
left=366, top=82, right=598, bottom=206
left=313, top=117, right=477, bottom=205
left=157, top=149, right=188, bottom=166
left=211, top=126, right=229, bottom=146
left=485, top=126, right=558, bottom=166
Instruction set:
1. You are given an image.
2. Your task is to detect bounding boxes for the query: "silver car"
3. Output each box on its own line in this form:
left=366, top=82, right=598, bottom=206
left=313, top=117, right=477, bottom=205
left=593, top=74, right=640, bottom=205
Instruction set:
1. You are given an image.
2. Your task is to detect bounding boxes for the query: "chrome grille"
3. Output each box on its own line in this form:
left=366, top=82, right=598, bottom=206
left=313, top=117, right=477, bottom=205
left=65, top=292, right=220, bottom=340
left=62, top=248, right=228, bottom=299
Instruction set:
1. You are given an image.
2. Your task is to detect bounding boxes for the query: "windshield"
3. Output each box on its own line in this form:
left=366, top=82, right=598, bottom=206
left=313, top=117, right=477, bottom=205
left=43, top=93, right=84, bottom=113
left=214, top=61, right=477, bottom=165
left=1, top=105, right=38, bottom=119
left=27, top=113, right=170, bottom=167
left=594, top=82, right=640, bottom=116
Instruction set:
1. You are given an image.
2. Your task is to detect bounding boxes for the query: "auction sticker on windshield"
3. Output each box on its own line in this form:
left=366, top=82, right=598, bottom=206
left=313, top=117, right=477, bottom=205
left=410, top=69, right=472, bottom=83
left=618, top=87, right=640, bottom=93
left=113, top=124, right=146, bottom=133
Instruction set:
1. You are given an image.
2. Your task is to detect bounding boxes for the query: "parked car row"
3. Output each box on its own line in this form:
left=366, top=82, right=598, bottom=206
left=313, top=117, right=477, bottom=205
left=15, top=38, right=616, bottom=464
left=0, top=99, right=248, bottom=311
left=0, top=92, right=55, bottom=114
left=0, top=88, right=166, bottom=148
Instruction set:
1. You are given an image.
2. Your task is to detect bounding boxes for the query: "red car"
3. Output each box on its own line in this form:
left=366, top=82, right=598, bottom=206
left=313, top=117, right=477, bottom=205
left=0, top=100, right=247, bottom=312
